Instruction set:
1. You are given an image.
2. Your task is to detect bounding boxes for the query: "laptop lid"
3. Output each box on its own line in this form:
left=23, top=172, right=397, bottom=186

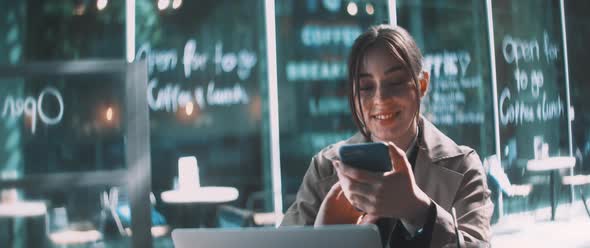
left=172, top=224, right=382, bottom=248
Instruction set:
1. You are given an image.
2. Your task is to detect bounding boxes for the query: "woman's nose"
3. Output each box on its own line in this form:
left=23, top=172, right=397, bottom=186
left=375, top=85, right=394, bottom=100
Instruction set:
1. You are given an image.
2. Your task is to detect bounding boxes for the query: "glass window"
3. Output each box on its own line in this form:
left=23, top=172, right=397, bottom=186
left=567, top=0, right=590, bottom=174
left=0, top=73, right=126, bottom=177
left=397, top=0, right=495, bottom=159
left=0, top=61, right=150, bottom=247
left=275, top=0, right=391, bottom=208
left=1, top=187, right=128, bottom=247
left=2, top=0, right=590, bottom=246
left=492, top=0, right=570, bottom=213
left=25, top=0, right=126, bottom=61
left=0, top=1, right=25, bottom=65
left=135, top=0, right=271, bottom=230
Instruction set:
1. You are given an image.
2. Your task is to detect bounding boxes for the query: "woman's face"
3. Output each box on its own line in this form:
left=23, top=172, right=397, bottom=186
left=357, top=44, right=427, bottom=144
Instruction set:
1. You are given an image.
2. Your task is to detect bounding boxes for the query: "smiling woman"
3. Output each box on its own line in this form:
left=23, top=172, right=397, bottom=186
left=281, top=25, right=493, bottom=248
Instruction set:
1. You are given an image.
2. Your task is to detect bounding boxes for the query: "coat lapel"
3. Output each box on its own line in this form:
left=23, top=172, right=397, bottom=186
left=413, top=118, right=465, bottom=211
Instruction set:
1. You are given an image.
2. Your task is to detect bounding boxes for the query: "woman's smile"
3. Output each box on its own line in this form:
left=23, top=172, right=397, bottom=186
left=371, top=110, right=401, bottom=124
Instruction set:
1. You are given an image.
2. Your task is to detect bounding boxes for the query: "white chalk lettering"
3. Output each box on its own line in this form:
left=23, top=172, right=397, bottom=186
left=423, top=51, right=471, bottom=78
left=147, top=79, right=184, bottom=112
left=286, top=61, right=346, bottom=81
left=300, top=25, right=361, bottom=47
left=206, top=81, right=249, bottom=106
left=308, top=97, right=349, bottom=115
left=237, top=50, right=257, bottom=80
left=502, top=35, right=540, bottom=66
left=137, top=40, right=257, bottom=80
left=499, top=31, right=566, bottom=127
left=146, top=79, right=250, bottom=112
left=543, top=31, right=559, bottom=62
left=1, top=87, right=64, bottom=134
left=136, top=43, right=178, bottom=75
left=499, top=87, right=535, bottom=125
left=537, top=93, right=564, bottom=121
left=183, top=40, right=208, bottom=78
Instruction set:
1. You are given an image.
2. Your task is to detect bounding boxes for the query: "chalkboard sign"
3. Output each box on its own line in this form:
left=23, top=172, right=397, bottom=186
left=493, top=0, right=569, bottom=170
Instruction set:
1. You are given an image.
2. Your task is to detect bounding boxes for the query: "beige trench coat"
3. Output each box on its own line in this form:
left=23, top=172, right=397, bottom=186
left=281, top=118, right=493, bottom=248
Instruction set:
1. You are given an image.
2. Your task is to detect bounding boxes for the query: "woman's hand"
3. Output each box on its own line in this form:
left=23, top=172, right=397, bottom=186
left=334, top=142, right=432, bottom=227
left=314, top=182, right=378, bottom=226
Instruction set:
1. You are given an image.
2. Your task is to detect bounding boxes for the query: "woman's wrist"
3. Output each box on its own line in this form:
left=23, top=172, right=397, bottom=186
left=406, top=189, right=432, bottom=227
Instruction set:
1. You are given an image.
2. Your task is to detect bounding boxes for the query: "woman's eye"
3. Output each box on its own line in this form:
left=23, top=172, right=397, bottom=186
left=386, top=81, right=403, bottom=86
left=359, top=82, right=374, bottom=91
left=360, top=86, right=373, bottom=91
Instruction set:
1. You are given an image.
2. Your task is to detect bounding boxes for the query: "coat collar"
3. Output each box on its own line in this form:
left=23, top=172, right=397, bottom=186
left=416, top=117, right=464, bottom=162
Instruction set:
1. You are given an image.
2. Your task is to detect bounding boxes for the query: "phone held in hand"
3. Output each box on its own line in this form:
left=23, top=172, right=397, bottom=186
left=338, top=143, right=392, bottom=173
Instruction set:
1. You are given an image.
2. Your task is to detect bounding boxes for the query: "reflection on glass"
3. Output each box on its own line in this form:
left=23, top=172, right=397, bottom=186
left=136, top=0, right=270, bottom=231
left=0, top=188, right=132, bottom=247
left=567, top=1, right=590, bottom=174
left=397, top=0, right=494, bottom=158
left=276, top=0, right=391, bottom=207
left=0, top=74, right=127, bottom=178
left=492, top=0, right=570, bottom=217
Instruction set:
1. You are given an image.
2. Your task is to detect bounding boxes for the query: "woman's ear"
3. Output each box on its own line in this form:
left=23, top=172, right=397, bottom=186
left=419, top=71, right=430, bottom=98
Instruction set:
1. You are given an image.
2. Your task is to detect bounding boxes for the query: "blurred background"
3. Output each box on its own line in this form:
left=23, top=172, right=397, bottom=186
left=0, top=0, right=589, bottom=247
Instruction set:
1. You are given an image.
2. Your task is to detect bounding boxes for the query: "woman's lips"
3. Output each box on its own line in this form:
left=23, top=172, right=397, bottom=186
left=374, top=113, right=394, bottom=120
left=371, top=111, right=401, bottom=121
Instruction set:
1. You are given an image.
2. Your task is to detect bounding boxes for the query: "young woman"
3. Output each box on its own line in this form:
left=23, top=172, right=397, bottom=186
left=281, top=25, right=493, bottom=248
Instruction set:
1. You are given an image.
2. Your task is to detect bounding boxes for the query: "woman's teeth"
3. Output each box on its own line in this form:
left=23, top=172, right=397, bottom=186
left=374, top=113, right=394, bottom=120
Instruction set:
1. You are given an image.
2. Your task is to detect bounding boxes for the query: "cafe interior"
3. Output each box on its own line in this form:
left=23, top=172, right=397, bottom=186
left=0, top=0, right=589, bottom=247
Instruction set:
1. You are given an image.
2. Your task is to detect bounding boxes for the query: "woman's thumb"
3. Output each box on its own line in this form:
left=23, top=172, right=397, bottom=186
left=386, top=141, right=411, bottom=173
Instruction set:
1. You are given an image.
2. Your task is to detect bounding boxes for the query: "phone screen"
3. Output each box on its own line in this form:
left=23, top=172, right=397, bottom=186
left=338, top=143, right=392, bottom=172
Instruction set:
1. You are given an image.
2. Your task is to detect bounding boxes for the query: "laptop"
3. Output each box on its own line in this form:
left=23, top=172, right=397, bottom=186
left=172, top=224, right=382, bottom=248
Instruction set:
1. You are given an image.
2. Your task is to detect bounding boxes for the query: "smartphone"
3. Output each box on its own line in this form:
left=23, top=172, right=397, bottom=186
left=338, top=143, right=392, bottom=172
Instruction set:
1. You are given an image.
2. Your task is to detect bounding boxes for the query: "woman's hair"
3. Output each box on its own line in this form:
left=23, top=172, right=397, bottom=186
left=347, top=25, right=424, bottom=139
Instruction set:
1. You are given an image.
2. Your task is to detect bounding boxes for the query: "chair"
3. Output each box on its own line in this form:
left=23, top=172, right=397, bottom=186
left=561, top=174, right=590, bottom=218
left=108, top=187, right=169, bottom=238
left=216, top=191, right=290, bottom=228
left=484, top=155, right=533, bottom=218
left=216, top=205, right=255, bottom=228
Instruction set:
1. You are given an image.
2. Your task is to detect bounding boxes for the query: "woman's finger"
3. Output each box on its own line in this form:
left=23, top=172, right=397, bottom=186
left=348, top=180, right=377, bottom=197
left=386, top=141, right=413, bottom=174
left=348, top=193, right=374, bottom=213
left=357, top=214, right=380, bottom=225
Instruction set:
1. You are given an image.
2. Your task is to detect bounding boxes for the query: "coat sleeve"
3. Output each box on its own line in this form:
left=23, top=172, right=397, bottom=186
left=429, top=150, right=494, bottom=248
left=280, top=155, right=337, bottom=226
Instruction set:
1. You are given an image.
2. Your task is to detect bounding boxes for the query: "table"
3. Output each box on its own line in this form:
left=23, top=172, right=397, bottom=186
left=161, top=187, right=239, bottom=227
left=527, top=156, right=576, bottom=221
left=49, top=229, right=102, bottom=245
left=253, top=212, right=283, bottom=226
left=0, top=201, right=47, bottom=247
left=161, top=187, right=239, bottom=204
left=0, top=201, right=47, bottom=218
